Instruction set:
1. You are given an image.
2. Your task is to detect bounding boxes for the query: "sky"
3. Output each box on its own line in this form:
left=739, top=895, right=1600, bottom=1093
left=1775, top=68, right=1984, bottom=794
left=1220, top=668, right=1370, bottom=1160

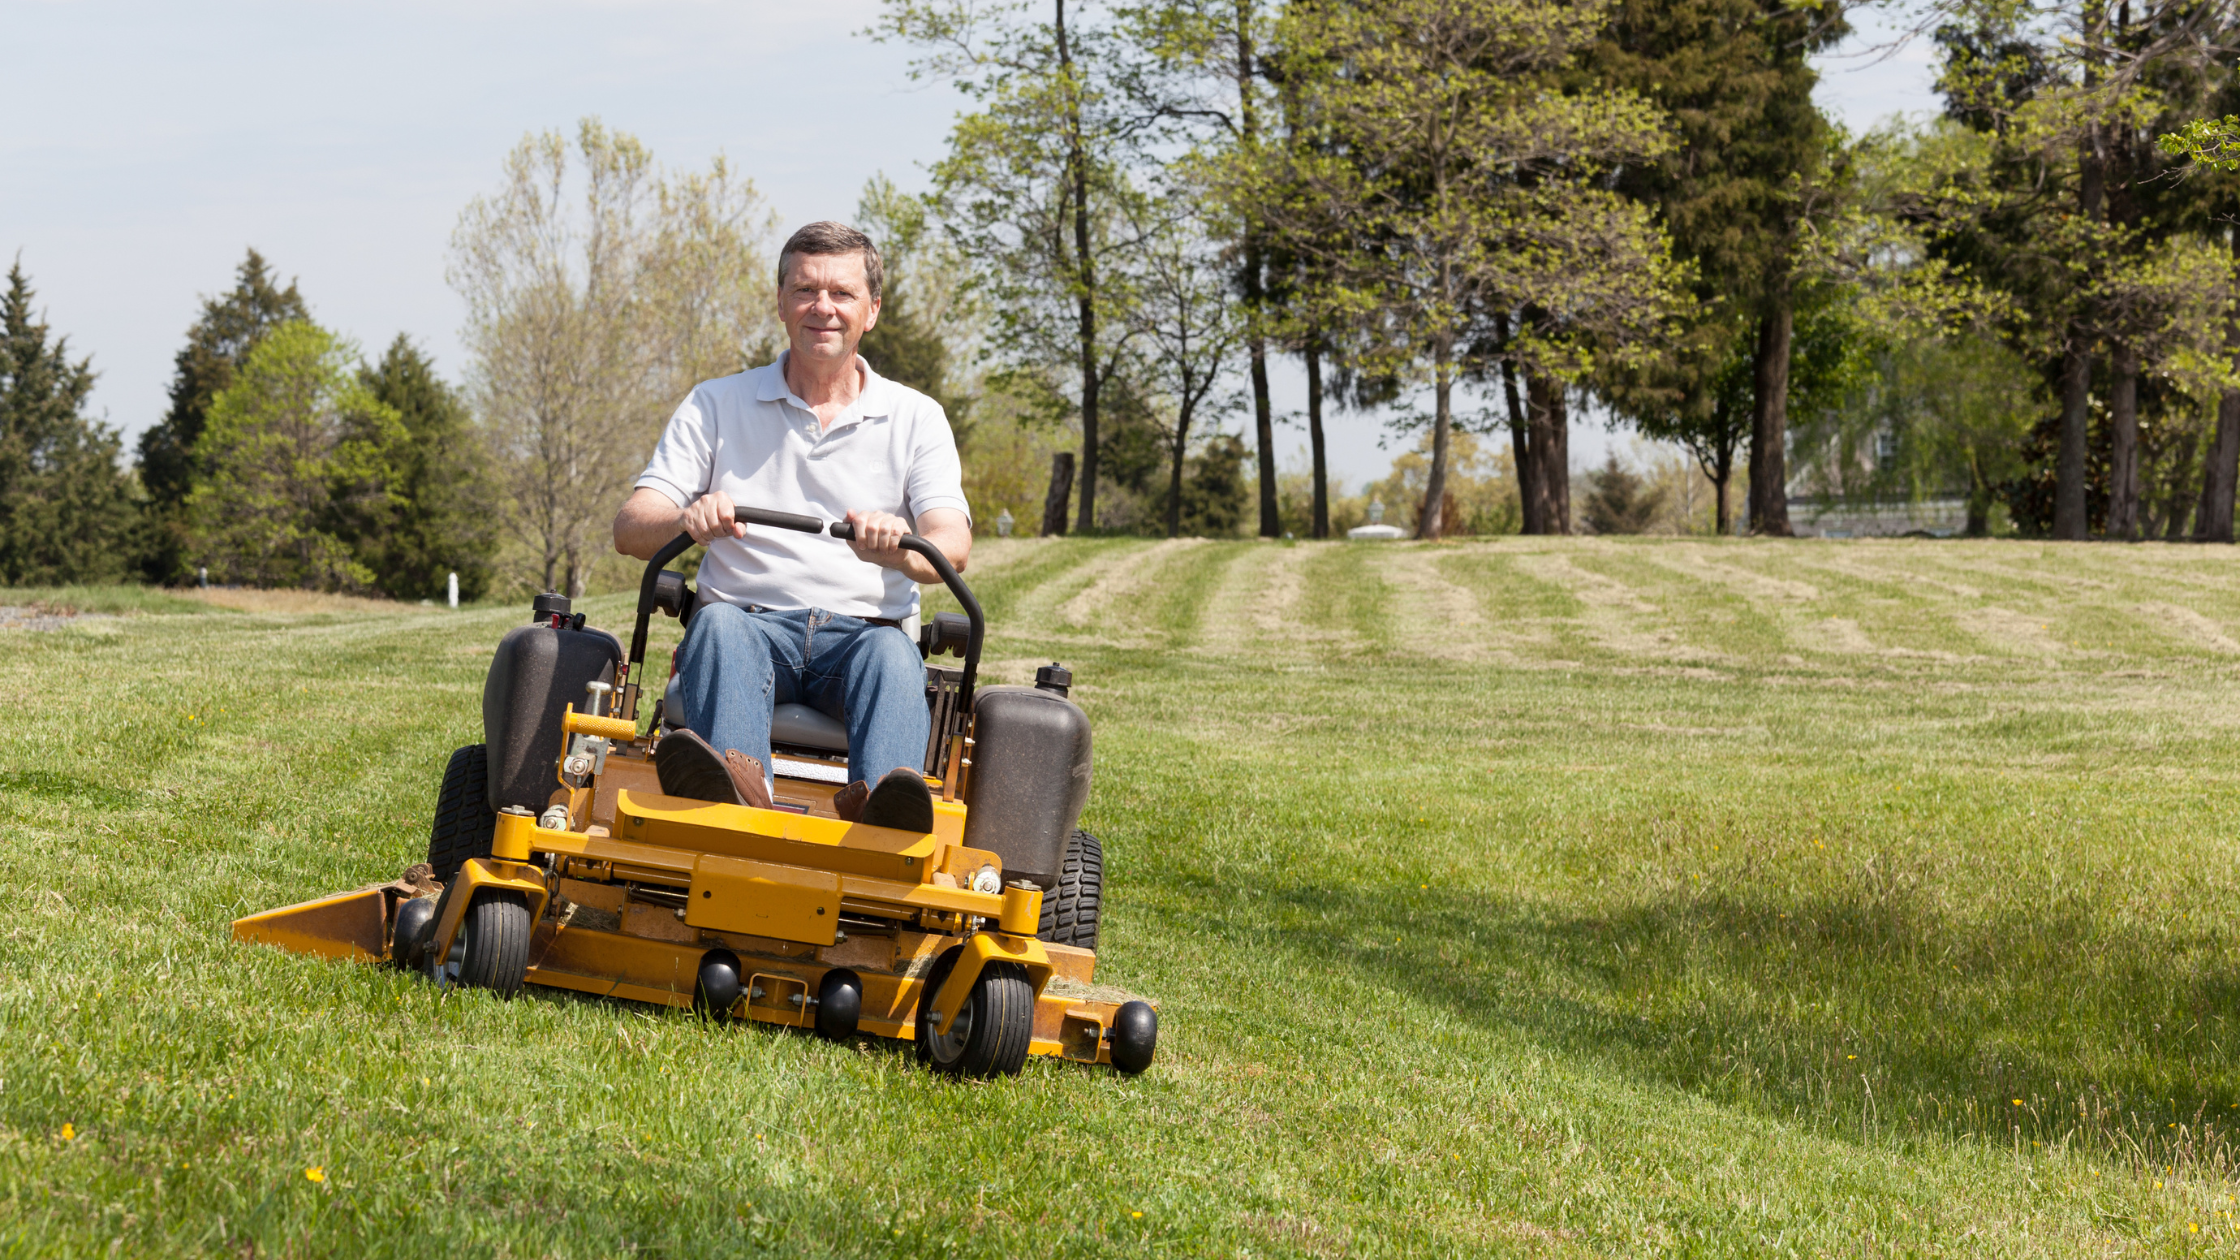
left=2, top=0, right=1943, bottom=494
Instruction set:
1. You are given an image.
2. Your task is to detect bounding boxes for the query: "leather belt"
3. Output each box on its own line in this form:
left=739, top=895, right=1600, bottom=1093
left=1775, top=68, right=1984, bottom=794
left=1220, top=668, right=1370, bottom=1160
left=865, top=617, right=902, bottom=629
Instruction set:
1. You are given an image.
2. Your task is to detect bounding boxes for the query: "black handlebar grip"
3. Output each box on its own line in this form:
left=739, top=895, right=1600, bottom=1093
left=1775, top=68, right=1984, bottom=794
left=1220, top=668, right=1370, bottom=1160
left=827, top=520, right=856, bottom=541
left=735, top=507, right=825, bottom=534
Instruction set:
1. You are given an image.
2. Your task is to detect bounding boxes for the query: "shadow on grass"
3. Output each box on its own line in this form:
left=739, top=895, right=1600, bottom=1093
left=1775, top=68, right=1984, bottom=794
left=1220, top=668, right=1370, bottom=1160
left=1196, top=874, right=2240, bottom=1171
left=0, top=768, right=146, bottom=811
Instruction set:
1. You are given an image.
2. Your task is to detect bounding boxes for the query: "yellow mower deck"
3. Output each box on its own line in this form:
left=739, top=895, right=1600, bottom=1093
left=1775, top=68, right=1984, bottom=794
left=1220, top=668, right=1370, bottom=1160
left=233, top=738, right=1148, bottom=1068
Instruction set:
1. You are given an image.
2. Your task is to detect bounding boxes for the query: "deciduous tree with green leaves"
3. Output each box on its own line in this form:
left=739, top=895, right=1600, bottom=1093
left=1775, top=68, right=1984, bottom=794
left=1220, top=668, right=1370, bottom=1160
left=1934, top=0, right=2240, bottom=540
left=1122, top=0, right=1283, bottom=536
left=1245, top=0, right=1679, bottom=539
left=189, top=320, right=399, bottom=592
left=881, top=0, right=1153, bottom=534
left=450, top=119, right=779, bottom=595
left=136, top=249, right=308, bottom=581
left=1126, top=199, right=1243, bottom=537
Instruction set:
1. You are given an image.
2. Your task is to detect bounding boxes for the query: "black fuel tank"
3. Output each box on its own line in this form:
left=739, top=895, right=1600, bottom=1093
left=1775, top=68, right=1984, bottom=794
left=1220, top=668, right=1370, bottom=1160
left=482, top=597, right=623, bottom=813
left=962, top=684, right=1093, bottom=890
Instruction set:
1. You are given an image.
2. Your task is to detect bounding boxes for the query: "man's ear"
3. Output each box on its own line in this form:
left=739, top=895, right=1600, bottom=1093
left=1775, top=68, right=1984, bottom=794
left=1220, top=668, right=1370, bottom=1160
left=863, top=295, right=881, bottom=333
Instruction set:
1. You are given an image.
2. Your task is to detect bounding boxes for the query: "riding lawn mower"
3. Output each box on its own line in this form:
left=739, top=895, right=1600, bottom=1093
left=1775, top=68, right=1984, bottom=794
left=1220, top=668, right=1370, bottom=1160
left=232, top=509, right=1157, bottom=1078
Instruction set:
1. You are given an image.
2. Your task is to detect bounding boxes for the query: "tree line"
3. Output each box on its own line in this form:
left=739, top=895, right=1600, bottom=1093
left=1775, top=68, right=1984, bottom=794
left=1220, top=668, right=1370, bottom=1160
left=17, top=0, right=2240, bottom=595
left=876, top=0, right=2240, bottom=543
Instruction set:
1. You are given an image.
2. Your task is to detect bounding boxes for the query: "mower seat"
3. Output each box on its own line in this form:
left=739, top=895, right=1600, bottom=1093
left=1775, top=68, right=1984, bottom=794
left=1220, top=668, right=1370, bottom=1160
left=772, top=703, right=848, bottom=751
left=660, top=677, right=849, bottom=754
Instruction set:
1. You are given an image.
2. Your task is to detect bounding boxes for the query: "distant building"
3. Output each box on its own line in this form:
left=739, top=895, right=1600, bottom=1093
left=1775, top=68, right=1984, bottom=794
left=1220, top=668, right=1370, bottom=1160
left=1784, top=495, right=1969, bottom=539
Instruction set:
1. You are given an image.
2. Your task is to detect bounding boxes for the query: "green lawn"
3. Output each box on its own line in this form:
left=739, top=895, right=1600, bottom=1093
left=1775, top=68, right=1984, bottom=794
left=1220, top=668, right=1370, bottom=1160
left=8, top=536, right=2240, bottom=1256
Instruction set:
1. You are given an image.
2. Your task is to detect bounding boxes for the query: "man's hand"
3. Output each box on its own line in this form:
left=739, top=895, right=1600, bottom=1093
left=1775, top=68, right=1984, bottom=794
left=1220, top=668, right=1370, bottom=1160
left=842, top=507, right=972, bottom=584
left=614, top=486, right=746, bottom=559
left=683, top=491, right=749, bottom=545
left=844, top=509, right=912, bottom=568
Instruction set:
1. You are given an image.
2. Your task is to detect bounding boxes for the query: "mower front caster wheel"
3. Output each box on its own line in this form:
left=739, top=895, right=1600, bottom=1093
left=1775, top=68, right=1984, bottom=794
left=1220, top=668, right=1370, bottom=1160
left=915, top=948, right=1032, bottom=1078
left=425, top=889, right=531, bottom=998
left=696, top=951, right=743, bottom=1016
left=390, top=896, right=437, bottom=969
left=816, top=969, right=862, bottom=1041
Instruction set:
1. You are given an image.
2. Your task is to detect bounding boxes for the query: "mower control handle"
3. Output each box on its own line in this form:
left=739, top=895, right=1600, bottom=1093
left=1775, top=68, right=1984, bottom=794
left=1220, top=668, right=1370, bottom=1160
left=623, top=513, right=985, bottom=719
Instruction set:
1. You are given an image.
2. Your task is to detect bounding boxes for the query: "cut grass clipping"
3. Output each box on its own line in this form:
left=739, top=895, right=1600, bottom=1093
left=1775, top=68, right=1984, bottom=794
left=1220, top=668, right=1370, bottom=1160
left=8, top=537, right=2240, bottom=1255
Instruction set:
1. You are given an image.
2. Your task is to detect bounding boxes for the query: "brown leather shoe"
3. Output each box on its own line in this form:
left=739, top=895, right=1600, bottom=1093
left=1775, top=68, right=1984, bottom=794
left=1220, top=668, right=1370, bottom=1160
left=860, top=768, right=935, bottom=833
left=722, top=750, right=773, bottom=811
left=656, top=730, right=771, bottom=810
left=831, top=779, right=869, bottom=823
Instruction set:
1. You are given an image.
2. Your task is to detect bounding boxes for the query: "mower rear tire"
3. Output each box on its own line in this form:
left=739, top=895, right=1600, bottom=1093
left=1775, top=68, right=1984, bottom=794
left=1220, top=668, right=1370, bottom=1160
left=1037, top=829, right=1102, bottom=951
left=433, top=889, right=531, bottom=998
left=915, top=948, right=1033, bottom=1078
left=428, top=745, right=497, bottom=883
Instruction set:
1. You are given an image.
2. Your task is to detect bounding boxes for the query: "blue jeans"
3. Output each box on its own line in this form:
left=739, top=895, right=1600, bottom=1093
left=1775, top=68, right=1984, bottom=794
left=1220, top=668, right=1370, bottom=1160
left=673, top=603, right=928, bottom=787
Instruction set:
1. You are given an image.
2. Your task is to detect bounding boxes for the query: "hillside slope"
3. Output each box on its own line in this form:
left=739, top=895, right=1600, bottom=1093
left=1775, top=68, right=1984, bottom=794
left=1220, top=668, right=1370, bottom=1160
left=5, top=536, right=2240, bottom=1256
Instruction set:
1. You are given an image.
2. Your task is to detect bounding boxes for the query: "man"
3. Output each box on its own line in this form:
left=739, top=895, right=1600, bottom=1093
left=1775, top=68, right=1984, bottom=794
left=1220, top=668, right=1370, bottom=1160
left=612, top=221, right=971, bottom=831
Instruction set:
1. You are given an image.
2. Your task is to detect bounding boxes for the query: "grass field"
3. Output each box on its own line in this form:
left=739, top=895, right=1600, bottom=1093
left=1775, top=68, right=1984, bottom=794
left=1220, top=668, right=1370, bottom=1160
left=8, top=536, right=2240, bottom=1256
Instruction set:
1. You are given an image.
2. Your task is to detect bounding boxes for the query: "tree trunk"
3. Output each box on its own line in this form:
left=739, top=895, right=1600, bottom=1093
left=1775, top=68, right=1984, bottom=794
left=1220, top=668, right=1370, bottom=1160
left=1496, top=317, right=1540, bottom=535
left=2054, top=332, right=2093, bottom=540
left=1165, top=421, right=1188, bottom=539
left=1527, top=373, right=1570, bottom=534
left=1248, top=334, right=1275, bottom=537
left=1747, top=284, right=1794, bottom=537
left=1041, top=451, right=1074, bottom=536
left=1306, top=343, right=1329, bottom=539
left=2107, top=343, right=2139, bottom=540
left=2199, top=224, right=2240, bottom=543
left=1710, top=405, right=1734, bottom=536
left=1418, top=337, right=1453, bottom=540
left=2199, top=393, right=2240, bottom=543
left=1233, top=0, right=1276, bottom=538
left=1966, top=449, right=1992, bottom=537
left=2056, top=111, right=2105, bottom=542
left=1056, top=0, right=1100, bottom=535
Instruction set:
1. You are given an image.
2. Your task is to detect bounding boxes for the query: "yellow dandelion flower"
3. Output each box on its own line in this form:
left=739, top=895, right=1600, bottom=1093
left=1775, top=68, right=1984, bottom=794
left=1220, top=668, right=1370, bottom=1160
left=1131, top=1211, right=1144, bottom=1219
left=2012, top=1099, right=2022, bottom=1106
left=2192, top=1223, right=2201, bottom=1233
left=305, top=1166, right=324, bottom=1183
left=57, top=1123, right=74, bottom=1141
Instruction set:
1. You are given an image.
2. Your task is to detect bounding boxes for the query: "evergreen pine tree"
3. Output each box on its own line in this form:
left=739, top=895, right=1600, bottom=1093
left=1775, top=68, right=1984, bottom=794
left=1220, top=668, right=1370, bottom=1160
left=348, top=337, right=497, bottom=601
left=0, top=261, right=136, bottom=584
left=137, top=249, right=307, bottom=580
left=1588, top=0, right=1848, bottom=536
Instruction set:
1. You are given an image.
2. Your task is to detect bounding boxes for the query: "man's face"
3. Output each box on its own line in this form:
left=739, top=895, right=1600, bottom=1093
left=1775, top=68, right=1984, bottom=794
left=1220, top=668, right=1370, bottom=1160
left=779, top=251, right=881, bottom=367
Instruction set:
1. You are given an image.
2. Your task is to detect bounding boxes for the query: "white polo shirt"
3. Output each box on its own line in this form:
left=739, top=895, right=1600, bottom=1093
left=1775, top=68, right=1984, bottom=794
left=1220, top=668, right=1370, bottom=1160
left=633, top=352, right=970, bottom=620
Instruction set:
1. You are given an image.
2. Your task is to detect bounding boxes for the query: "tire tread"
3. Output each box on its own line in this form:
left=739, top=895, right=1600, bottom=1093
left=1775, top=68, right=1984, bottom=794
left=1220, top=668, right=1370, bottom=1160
left=428, top=745, right=496, bottom=883
left=457, top=890, right=531, bottom=997
left=1037, top=829, right=1102, bottom=950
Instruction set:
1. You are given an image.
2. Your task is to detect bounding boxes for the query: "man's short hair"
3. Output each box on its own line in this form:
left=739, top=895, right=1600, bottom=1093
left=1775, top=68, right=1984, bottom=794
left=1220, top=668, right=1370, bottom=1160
left=778, top=222, right=884, bottom=302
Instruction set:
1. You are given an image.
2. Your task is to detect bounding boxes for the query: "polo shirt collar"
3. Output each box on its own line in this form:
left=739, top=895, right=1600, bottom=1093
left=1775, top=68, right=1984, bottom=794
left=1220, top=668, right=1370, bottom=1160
left=761, top=351, right=896, bottom=424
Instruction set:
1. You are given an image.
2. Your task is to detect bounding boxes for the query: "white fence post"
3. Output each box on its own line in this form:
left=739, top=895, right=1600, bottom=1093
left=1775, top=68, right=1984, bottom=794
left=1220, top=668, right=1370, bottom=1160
left=448, top=572, right=459, bottom=609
